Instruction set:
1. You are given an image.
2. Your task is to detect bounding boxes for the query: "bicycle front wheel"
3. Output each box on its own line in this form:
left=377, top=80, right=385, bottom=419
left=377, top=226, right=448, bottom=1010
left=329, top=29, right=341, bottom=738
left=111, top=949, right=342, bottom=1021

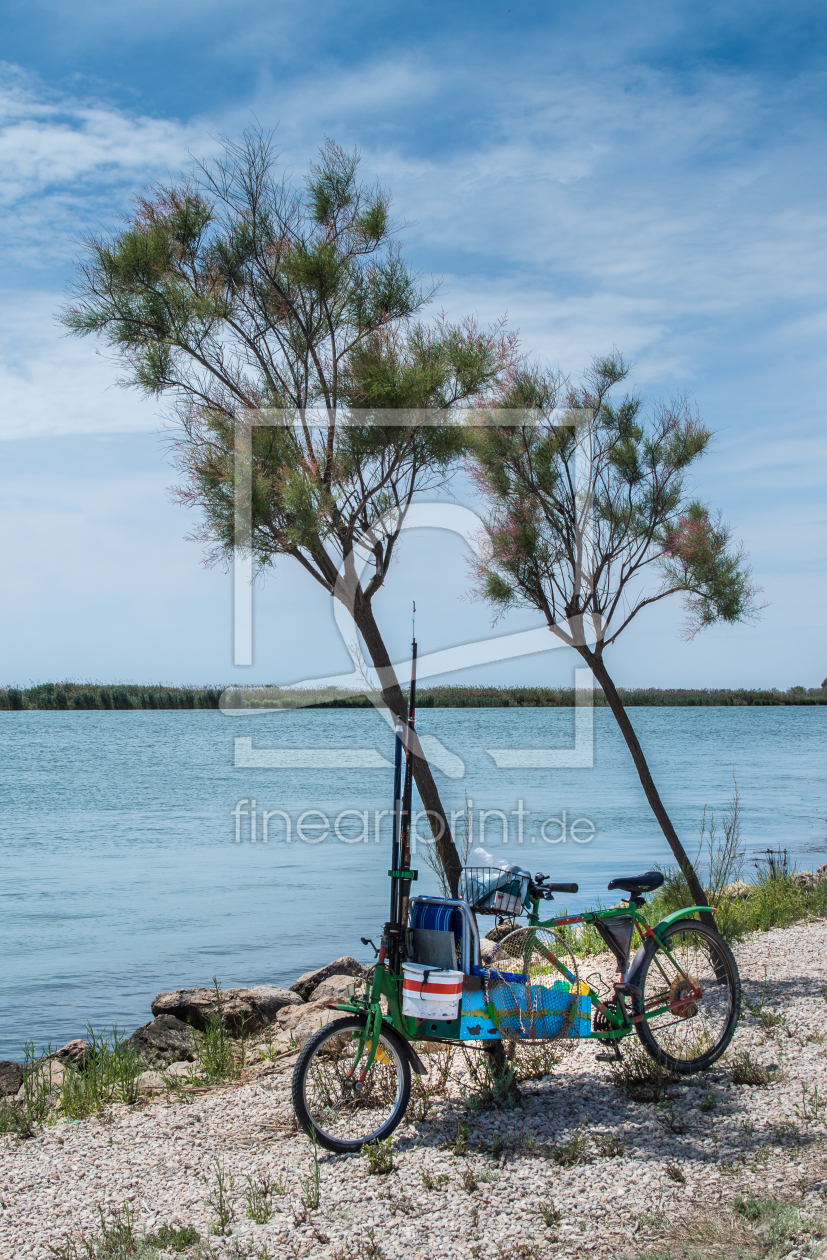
left=292, top=1016, right=411, bottom=1153
left=632, top=918, right=740, bottom=1073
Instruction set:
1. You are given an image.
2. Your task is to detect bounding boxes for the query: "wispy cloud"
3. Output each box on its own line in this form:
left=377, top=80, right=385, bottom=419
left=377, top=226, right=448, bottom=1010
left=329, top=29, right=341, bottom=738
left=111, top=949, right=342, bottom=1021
left=0, top=63, right=212, bottom=268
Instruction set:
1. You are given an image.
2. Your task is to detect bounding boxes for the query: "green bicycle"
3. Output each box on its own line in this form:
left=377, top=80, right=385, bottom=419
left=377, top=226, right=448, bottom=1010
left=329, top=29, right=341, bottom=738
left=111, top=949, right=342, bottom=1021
left=291, top=642, right=741, bottom=1152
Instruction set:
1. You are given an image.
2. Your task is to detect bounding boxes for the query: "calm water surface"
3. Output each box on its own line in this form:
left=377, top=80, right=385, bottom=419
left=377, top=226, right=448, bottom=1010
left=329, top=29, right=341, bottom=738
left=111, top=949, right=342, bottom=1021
left=0, top=706, right=824, bottom=1058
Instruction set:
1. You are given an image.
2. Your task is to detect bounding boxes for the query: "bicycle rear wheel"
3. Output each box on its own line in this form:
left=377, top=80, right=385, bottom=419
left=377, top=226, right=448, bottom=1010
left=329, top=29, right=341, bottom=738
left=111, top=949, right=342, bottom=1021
left=632, top=918, right=740, bottom=1072
left=292, top=1016, right=411, bottom=1153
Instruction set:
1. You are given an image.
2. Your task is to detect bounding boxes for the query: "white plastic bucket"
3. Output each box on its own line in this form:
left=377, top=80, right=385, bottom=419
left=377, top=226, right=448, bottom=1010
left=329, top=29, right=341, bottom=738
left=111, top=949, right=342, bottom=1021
left=402, top=962, right=464, bottom=1020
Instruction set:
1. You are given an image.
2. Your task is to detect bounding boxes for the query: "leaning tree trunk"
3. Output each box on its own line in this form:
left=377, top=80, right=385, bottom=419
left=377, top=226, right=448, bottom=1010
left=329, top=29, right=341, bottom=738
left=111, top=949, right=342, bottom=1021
left=579, top=647, right=714, bottom=928
left=352, top=595, right=462, bottom=897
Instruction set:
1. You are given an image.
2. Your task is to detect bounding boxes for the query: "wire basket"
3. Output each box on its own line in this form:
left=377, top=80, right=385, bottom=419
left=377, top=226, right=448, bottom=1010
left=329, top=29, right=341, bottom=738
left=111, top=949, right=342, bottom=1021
left=484, top=926, right=591, bottom=1040
left=460, top=866, right=530, bottom=917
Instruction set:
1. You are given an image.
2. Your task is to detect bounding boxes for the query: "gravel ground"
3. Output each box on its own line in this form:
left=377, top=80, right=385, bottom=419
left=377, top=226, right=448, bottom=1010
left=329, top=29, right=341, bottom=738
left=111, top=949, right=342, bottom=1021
left=2, top=919, right=827, bottom=1260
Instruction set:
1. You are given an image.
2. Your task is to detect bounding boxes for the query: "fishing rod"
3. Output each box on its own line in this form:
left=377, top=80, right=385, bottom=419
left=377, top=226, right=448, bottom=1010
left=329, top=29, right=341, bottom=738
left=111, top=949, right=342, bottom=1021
left=388, top=721, right=404, bottom=956
left=397, top=606, right=418, bottom=959
left=383, top=603, right=418, bottom=976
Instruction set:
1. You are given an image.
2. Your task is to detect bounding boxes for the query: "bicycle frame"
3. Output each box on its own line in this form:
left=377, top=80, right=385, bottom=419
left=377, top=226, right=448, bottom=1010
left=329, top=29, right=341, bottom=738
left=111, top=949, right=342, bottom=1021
left=327, top=629, right=712, bottom=1074
left=332, top=893, right=713, bottom=1076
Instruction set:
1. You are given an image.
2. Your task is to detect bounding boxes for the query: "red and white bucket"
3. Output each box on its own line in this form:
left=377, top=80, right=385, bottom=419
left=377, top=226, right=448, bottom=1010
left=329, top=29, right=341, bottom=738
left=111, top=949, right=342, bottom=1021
left=401, top=963, right=464, bottom=1020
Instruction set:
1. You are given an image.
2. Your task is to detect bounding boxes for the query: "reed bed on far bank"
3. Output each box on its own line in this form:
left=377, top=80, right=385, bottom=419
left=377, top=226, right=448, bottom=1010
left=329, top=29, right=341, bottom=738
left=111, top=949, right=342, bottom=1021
left=2, top=682, right=826, bottom=710
left=0, top=683, right=223, bottom=710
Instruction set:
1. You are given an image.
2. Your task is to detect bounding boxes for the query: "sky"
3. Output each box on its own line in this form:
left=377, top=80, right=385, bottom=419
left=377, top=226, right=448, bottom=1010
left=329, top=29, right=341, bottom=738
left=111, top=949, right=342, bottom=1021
left=1, top=0, right=826, bottom=689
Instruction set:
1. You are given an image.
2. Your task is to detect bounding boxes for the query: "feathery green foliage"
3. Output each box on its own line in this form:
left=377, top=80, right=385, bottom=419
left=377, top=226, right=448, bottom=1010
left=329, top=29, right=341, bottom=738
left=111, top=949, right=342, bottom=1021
left=61, top=126, right=520, bottom=896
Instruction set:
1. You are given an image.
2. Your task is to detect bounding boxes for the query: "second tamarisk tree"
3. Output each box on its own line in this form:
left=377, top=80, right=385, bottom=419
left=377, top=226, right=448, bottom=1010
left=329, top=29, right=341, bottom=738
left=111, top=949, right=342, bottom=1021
left=468, top=356, right=761, bottom=915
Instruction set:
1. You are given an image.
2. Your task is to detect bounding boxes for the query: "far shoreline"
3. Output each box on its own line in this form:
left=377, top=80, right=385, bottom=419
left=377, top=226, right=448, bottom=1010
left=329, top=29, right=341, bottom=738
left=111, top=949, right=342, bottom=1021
left=2, top=682, right=826, bottom=711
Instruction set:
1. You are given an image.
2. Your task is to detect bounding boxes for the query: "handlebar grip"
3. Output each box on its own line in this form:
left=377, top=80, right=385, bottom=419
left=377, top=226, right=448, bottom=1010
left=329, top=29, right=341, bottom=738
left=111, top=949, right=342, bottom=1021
left=546, top=882, right=579, bottom=894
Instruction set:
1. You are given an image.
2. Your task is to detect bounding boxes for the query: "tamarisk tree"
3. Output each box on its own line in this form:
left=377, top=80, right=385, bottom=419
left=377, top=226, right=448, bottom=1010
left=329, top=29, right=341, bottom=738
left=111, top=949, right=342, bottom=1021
left=63, top=128, right=519, bottom=894
left=469, top=355, right=760, bottom=912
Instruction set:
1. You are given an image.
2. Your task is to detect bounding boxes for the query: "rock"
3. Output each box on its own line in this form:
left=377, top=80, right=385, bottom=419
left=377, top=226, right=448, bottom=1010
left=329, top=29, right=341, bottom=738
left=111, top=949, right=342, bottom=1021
left=277, top=1001, right=319, bottom=1030
left=310, top=974, right=360, bottom=1004
left=289, top=956, right=364, bottom=1001
left=163, top=1060, right=196, bottom=1080
left=484, top=921, right=519, bottom=943
left=19, top=1061, right=63, bottom=1096
left=792, top=871, right=816, bottom=889
left=277, top=1002, right=339, bottom=1048
left=0, top=1061, right=23, bottom=1096
left=55, top=1040, right=92, bottom=1068
left=818, top=863, right=827, bottom=881
left=151, top=985, right=303, bottom=1034
left=125, top=1016, right=199, bottom=1068
left=722, top=881, right=753, bottom=900
left=135, top=1070, right=165, bottom=1094
left=479, top=937, right=498, bottom=962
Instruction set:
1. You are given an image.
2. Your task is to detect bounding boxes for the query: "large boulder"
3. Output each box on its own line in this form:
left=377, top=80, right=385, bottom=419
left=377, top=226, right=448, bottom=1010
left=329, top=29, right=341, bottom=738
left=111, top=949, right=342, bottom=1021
left=0, top=1062, right=23, bottom=1096
left=55, top=1039, right=92, bottom=1068
left=125, top=1015, right=199, bottom=1068
left=310, top=974, right=360, bottom=1004
left=276, top=1000, right=339, bottom=1048
left=135, top=1070, right=165, bottom=1095
left=289, top=957, right=364, bottom=1002
left=792, top=871, right=817, bottom=890
left=722, top=880, right=753, bottom=900
left=151, top=985, right=302, bottom=1034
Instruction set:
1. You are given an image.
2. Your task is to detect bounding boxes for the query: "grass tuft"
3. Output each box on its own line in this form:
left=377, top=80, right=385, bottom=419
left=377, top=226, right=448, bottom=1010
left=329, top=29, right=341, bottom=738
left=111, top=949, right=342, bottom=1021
left=363, top=1136, right=394, bottom=1176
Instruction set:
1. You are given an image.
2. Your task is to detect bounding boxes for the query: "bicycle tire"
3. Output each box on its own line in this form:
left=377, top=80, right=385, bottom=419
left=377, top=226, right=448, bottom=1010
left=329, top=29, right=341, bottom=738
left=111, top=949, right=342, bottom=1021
left=632, top=918, right=740, bottom=1073
left=292, top=1015, right=411, bottom=1153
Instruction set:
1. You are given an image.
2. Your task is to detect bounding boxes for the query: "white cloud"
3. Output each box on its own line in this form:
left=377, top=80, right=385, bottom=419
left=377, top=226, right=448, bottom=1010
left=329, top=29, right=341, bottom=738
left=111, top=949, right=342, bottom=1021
left=0, top=63, right=213, bottom=267
left=0, top=291, right=159, bottom=440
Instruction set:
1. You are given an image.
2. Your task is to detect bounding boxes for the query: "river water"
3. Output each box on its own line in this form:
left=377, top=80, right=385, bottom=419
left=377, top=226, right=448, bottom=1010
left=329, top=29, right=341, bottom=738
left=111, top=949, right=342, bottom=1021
left=0, top=706, right=824, bottom=1058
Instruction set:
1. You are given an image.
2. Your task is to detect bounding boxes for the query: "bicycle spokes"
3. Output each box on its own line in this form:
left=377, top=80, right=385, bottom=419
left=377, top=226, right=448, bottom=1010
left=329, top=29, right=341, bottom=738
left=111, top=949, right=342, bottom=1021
left=635, top=923, right=739, bottom=1069
left=300, top=1026, right=406, bottom=1146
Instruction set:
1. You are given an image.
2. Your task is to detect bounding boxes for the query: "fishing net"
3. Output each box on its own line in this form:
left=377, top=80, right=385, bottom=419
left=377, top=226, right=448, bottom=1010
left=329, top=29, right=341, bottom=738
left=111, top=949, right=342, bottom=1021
left=484, top=927, right=590, bottom=1041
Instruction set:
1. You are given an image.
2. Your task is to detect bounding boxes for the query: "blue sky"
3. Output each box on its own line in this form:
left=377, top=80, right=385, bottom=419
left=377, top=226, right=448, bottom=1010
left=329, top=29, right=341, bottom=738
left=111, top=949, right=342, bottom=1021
left=1, top=0, right=825, bottom=688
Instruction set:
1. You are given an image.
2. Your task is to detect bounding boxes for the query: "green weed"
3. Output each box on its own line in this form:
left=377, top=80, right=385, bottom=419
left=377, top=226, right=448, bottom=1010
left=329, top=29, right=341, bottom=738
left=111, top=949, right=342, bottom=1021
left=539, top=1199, right=562, bottom=1227
left=593, top=1130, right=626, bottom=1157
left=363, top=1136, right=394, bottom=1176
left=48, top=1204, right=149, bottom=1259
left=606, top=1038, right=677, bottom=1102
left=299, top=1130, right=321, bottom=1209
left=207, top=1157, right=235, bottom=1236
left=144, top=1222, right=200, bottom=1252
left=551, top=1131, right=589, bottom=1167
left=0, top=1042, right=57, bottom=1137
left=730, top=1049, right=773, bottom=1086
left=199, top=978, right=239, bottom=1083
left=244, top=1174, right=274, bottom=1223
left=60, top=1027, right=141, bottom=1119
left=733, top=1194, right=825, bottom=1255
left=460, top=1165, right=479, bottom=1193
left=794, top=1082, right=824, bottom=1123
left=443, top=1118, right=469, bottom=1156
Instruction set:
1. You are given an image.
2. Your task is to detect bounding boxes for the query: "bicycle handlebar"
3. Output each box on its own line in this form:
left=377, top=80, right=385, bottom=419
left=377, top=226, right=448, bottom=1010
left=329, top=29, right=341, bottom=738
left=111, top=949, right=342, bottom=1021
left=529, top=877, right=579, bottom=897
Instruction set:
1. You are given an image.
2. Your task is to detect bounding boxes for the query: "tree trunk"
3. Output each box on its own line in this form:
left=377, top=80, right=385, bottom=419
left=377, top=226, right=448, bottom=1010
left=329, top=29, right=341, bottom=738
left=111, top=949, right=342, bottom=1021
left=579, top=647, right=714, bottom=927
left=351, top=595, right=462, bottom=896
